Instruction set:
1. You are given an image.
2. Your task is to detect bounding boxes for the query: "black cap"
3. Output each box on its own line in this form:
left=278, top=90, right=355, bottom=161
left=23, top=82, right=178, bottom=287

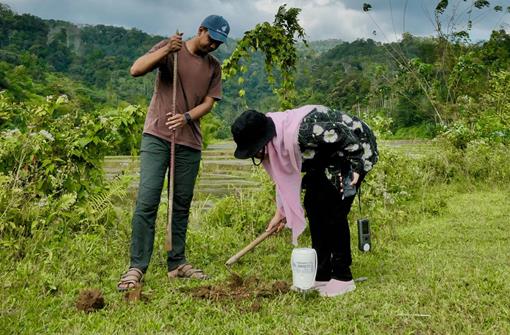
left=231, top=110, right=276, bottom=159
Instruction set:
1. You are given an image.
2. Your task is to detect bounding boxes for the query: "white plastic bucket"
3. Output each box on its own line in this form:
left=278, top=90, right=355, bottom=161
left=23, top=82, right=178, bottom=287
left=291, top=248, right=317, bottom=290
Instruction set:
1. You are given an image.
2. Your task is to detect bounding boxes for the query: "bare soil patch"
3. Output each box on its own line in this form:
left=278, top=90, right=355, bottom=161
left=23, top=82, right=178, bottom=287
left=185, top=273, right=290, bottom=302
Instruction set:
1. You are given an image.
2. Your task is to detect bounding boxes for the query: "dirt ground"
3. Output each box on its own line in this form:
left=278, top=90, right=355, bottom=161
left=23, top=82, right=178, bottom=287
left=185, top=273, right=290, bottom=304
left=76, top=274, right=290, bottom=313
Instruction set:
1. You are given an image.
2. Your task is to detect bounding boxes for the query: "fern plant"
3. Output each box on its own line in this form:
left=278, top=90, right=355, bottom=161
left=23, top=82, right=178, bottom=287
left=82, top=175, right=132, bottom=225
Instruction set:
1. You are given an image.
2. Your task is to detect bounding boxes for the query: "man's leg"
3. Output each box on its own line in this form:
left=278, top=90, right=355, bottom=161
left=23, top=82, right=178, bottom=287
left=304, top=171, right=354, bottom=281
left=317, top=188, right=356, bottom=297
left=167, top=144, right=201, bottom=271
left=129, top=134, right=170, bottom=273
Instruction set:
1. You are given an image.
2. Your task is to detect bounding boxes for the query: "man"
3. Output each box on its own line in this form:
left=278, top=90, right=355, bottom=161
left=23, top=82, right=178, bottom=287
left=118, top=15, right=230, bottom=290
left=231, top=105, right=378, bottom=297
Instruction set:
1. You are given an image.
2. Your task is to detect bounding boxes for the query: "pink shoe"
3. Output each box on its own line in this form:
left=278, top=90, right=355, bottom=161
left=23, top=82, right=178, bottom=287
left=319, top=279, right=356, bottom=297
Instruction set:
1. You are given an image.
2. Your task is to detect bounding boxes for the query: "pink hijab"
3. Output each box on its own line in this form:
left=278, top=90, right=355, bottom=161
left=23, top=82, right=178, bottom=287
left=262, top=105, right=319, bottom=245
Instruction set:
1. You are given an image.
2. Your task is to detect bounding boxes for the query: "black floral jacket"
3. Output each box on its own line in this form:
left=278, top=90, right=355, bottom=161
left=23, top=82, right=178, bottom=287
left=298, top=105, right=378, bottom=190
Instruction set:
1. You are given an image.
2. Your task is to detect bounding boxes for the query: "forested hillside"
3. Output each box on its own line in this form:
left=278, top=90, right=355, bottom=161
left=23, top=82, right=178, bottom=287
left=1, top=2, right=509, bottom=141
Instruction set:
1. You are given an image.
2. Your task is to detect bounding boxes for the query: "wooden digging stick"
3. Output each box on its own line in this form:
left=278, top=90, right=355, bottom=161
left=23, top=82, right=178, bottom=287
left=165, top=30, right=179, bottom=252
left=225, top=224, right=280, bottom=266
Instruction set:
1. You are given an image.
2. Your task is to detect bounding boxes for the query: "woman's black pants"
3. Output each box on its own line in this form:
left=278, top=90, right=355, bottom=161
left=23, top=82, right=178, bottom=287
left=303, top=171, right=357, bottom=281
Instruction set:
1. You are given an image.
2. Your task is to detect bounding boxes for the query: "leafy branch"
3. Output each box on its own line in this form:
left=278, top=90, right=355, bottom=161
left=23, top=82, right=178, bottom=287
left=222, top=5, right=307, bottom=110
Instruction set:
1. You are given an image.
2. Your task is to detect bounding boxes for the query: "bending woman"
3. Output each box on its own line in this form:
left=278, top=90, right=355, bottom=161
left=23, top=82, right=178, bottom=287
left=231, top=105, right=378, bottom=297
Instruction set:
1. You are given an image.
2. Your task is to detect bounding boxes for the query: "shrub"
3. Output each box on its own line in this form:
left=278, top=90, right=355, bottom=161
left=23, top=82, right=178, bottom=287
left=442, top=71, right=510, bottom=148
left=0, top=93, right=142, bottom=239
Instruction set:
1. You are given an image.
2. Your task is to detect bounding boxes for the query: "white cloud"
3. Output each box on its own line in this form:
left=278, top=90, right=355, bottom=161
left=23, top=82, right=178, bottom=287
left=3, top=0, right=509, bottom=41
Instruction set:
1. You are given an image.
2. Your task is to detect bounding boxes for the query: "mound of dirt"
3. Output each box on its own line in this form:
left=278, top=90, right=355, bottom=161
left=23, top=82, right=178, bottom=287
left=186, top=273, right=290, bottom=302
left=123, top=284, right=149, bottom=304
left=76, top=288, right=105, bottom=313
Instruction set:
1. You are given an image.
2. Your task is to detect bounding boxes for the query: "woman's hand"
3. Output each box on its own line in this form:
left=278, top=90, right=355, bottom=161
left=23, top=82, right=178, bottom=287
left=338, top=171, right=360, bottom=193
left=350, top=171, right=360, bottom=186
left=266, top=208, right=286, bottom=233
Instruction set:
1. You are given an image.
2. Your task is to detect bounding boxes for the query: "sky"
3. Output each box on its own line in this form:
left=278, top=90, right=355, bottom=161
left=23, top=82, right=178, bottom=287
left=3, top=0, right=510, bottom=42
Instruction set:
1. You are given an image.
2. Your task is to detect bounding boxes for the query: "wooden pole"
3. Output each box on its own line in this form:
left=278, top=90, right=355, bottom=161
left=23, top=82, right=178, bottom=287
left=165, top=31, right=179, bottom=252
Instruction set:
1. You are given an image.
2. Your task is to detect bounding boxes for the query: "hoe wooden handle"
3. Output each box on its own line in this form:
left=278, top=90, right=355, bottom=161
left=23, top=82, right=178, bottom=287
left=164, top=30, right=180, bottom=252
left=225, top=225, right=279, bottom=266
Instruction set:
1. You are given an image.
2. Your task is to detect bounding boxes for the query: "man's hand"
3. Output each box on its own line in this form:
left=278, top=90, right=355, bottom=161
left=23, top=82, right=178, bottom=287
left=166, top=113, right=186, bottom=131
left=165, top=33, right=183, bottom=54
left=266, top=208, right=286, bottom=233
left=130, top=32, right=183, bottom=77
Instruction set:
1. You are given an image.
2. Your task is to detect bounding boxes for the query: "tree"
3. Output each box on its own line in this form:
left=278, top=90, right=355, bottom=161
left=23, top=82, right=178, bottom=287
left=222, top=5, right=307, bottom=110
left=361, top=1, right=509, bottom=125
left=46, top=28, right=72, bottom=72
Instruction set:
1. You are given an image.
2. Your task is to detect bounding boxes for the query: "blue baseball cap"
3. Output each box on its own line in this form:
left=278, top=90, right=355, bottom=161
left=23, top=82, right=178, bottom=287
left=201, top=15, right=230, bottom=43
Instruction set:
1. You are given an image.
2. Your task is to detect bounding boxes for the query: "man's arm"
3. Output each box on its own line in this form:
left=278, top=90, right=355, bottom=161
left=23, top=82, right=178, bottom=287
left=165, top=96, right=216, bottom=130
left=130, top=34, right=183, bottom=77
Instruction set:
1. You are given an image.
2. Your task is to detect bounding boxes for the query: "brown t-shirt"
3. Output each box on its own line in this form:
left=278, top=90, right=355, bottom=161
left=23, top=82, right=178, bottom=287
left=143, top=40, right=222, bottom=150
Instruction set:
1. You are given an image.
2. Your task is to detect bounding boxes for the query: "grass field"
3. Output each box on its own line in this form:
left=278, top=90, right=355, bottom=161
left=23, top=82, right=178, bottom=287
left=1, top=181, right=509, bottom=334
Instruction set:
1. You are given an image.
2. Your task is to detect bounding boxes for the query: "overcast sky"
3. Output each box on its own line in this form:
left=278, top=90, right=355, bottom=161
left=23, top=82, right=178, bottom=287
left=3, top=0, right=509, bottom=42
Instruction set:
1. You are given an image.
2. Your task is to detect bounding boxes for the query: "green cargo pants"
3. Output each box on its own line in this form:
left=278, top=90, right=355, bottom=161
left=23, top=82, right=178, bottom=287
left=130, top=133, right=201, bottom=273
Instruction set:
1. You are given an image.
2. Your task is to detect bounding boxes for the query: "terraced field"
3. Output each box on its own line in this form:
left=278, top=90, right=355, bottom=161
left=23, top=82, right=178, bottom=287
left=103, top=140, right=435, bottom=201
left=103, top=142, right=258, bottom=205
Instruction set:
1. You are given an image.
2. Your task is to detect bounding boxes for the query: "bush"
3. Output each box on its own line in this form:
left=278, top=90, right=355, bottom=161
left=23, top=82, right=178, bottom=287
left=442, top=71, right=510, bottom=148
left=392, top=124, right=437, bottom=139
left=202, top=169, right=275, bottom=231
left=0, top=93, right=142, bottom=239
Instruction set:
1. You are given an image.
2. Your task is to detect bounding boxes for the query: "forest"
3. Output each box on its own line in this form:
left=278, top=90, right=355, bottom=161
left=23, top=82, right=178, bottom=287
left=2, top=3, right=509, bottom=142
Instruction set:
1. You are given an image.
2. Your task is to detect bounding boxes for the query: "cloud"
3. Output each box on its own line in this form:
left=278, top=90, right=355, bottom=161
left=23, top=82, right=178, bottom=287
left=3, top=0, right=509, bottom=41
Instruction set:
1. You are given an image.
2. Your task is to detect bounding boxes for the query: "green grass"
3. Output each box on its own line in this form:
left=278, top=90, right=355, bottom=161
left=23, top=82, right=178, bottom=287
left=1, top=184, right=509, bottom=334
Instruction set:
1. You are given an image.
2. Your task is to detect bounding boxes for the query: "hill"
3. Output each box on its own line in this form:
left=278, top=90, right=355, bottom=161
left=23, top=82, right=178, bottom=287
left=2, top=2, right=509, bottom=141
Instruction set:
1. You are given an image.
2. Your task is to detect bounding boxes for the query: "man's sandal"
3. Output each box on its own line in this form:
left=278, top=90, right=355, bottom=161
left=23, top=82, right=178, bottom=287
left=117, top=268, right=144, bottom=291
left=167, top=264, right=208, bottom=280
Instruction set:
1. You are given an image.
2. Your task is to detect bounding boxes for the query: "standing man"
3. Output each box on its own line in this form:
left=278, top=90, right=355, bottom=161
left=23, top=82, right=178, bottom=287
left=118, top=15, right=230, bottom=290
